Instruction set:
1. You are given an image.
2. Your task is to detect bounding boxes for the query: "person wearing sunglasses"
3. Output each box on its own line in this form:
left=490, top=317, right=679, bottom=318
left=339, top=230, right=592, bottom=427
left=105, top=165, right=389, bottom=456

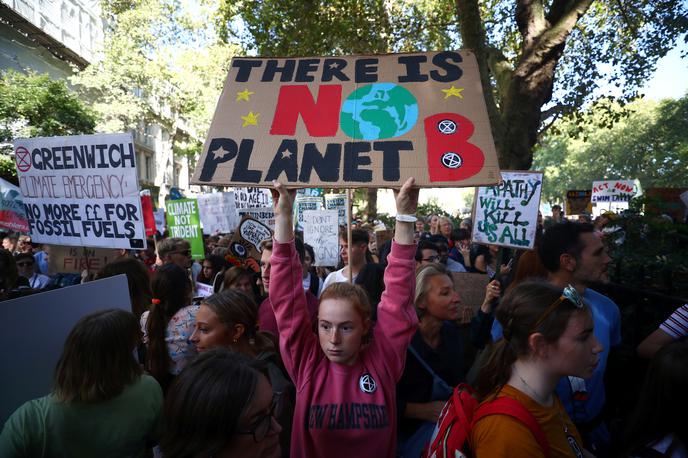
left=491, top=222, right=620, bottom=455
left=470, top=281, right=602, bottom=457
left=14, top=252, right=51, bottom=290
left=157, top=237, right=193, bottom=270
left=162, top=348, right=281, bottom=458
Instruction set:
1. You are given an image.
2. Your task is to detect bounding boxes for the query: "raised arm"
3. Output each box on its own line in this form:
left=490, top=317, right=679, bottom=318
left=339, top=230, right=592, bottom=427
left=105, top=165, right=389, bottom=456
left=268, top=182, right=319, bottom=385
left=373, top=178, right=420, bottom=380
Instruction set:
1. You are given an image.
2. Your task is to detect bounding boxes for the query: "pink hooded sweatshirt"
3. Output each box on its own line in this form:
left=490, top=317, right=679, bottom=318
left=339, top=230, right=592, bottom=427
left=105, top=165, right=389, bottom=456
left=269, top=239, right=417, bottom=457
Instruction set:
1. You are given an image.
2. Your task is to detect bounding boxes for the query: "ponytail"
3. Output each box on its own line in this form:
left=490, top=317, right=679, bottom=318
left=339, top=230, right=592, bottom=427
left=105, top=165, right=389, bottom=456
left=475, top=339, right=518, bottom=399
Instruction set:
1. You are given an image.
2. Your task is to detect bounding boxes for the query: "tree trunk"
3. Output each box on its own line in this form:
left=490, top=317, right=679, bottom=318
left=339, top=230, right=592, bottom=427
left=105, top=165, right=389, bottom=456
left=456, top=0, right=594, bottom=170
left=365, top=188, right=377, bottom=221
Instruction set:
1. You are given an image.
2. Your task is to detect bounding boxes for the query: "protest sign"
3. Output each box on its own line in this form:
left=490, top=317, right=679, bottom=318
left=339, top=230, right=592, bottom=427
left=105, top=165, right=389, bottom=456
left=197, top=192, right=239, bottom=235
left=228, top=215, right=272, bottom=272
left=153, top=209, right=166, bottom=234
left=48, top=245, right=116, bottom=274
left=166, top=198, right=205, bottom=260
left=140, top=193, right=156, bottom=236
left=325, top=193, right=348, bottom=227
left=565, top=190, right=592, bottom=215
left=0, top=275, right=131, bottom=424
left=591, top=180, right=639, bottom=203
left=644, top=187, right=688, bottom=222
left=472, top=170, right=543, bottom=250
left=14, top=133, right=146, bottom=249
left=294, top=195, right=324, bottom=230
left=0, top=177, right=29, bottom=232
left=237, top=207, right=275, bottom=229
left=234, top=187, right=273, bottom=209
left=451, top=272, right=489, bottom=324
left=303, top=210, right=339, bottom=266
left=191, top=51, right=501, bottom=189
left=195, top=281, right=214, bottom=298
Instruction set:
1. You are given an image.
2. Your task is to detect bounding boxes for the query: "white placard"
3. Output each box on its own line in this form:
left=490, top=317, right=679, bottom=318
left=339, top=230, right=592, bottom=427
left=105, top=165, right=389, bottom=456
left=237, top=207, right=275, bottom=229
left=472, top=170, right=543, bottom=250
left=195, top=281, right=215, bottom=298
left=294, top=196, right=324, bottom=231
left=14, top=133, right=146, bottom=249
left=325, top=193, right=348, bottom=227
left=233, top=187, right=273, bottom=209
left=303, top=210, right=339, bottom=266
left=591, top=180, right=639, bottom=203
left=197, top=192, right=238, bottom=235
left=153, top=209, right=166, bottom=234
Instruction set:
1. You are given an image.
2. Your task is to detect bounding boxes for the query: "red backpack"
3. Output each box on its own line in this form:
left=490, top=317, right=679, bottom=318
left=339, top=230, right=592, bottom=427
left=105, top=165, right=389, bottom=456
left=423, top=383, right=550, bottom=458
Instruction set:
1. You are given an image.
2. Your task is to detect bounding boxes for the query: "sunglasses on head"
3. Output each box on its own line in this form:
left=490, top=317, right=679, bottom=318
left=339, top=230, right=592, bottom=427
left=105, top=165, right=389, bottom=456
left=533, top=284, right=584, bottom=330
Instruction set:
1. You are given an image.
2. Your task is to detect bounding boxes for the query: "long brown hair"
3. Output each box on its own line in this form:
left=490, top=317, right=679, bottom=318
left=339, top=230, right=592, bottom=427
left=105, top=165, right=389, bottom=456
left=97, top=258, right=152, bottom=319
left=54, top=309, right=141, bottom=403
left=145, top=264, right=192, bottom=384
left=202, top=289, right=274, bottom=354
left=475, top=281, right=588, bottom=399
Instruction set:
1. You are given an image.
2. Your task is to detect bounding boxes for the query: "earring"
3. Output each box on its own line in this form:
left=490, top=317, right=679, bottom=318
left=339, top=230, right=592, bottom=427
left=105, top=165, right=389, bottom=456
left=232, top=338, right=238, bottom=344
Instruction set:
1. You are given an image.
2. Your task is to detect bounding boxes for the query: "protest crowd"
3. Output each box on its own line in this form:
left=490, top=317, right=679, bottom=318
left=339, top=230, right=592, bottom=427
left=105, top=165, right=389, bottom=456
left=1, top=176, right=686, bottom=458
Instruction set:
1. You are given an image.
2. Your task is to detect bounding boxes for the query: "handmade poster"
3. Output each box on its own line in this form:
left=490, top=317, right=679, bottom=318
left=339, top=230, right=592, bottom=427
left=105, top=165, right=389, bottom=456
left=566, top=190, right=592, bottom=215
left=140, top=193, right=156, bottom=236
left=13, top=133, right=146, bottom=249
left=302, top=210, right=339, bottom=266
left=294, top=195, right=324, bottom=231
left=233, top=187, right=273, bottom=209
left=591, top=180, right=639, bottom=203
left=0, top=275, right=131, bottom=424
left=451, top=272, right=489, bottom=324
left=166, top=198, right=205, bottom=260
left=228, top=215, right=272, bottom=272
left=297, top=188, right=324, bottom=197
left=472, top=170, right=543, bottom=250
left=237, top=207, right=275, bottom=229
left=0, top=177, right=29, bottom=232
left=325, top=193, right=348, bottom=227
left=48, top=245, right=116, bottom=274
left=153, top=209, right=166, bottom=234
left=644, top=187, right=688, bottom=222
left=191, top=51, right=501, bottom=189
left=197, top=192, right=239, bottom=235
left=195, top=281, right=214, bottom=298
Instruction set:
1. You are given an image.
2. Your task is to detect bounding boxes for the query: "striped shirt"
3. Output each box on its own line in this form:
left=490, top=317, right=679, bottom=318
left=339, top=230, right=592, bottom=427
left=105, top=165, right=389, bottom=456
left=659, top=304, right=688, bottom=339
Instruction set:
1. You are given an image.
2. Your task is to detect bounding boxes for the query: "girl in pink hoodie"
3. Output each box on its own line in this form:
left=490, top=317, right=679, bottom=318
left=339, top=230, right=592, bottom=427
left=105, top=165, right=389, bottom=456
left=269, top=178, right=419, bottom=457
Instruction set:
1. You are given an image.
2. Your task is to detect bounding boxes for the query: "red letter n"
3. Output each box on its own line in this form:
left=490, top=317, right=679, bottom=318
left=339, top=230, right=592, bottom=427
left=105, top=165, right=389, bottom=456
left=270, top=85, right=342, bottom=137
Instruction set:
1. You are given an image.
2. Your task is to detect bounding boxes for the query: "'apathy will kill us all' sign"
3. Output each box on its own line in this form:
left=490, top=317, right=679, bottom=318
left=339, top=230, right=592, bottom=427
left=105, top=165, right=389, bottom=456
left=472, top=171, right=543, bottom=250
left=14, top=133, right=146, bottom=249
left=191, top=51, right=500, bottom=188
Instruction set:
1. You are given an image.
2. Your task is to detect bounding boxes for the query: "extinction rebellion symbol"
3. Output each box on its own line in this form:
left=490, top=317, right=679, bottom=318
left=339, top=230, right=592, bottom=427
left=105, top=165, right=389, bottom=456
left=14, top=147, right=31, bottom=172
left=359, top=373, right=377, bottom=394
left=437, top=119, right=456, bottom=134
left=441, top=152, right=462, bottom=169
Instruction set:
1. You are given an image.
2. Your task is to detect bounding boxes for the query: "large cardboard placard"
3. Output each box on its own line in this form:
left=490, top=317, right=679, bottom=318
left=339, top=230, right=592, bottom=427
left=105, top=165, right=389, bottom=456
left=48, top=245, right=116, bottom=274
left=166, top=198, right=205, bottom=260
left=472, top=170, right=543, bottom=250
left=325, top=193, right=348, bottom=227
left=191, top=51, right=501, bottom=188
left=0, top=177, right=29, bottom=233
left=565, top=190, right=592, bottom=215
left=0, top=275, right=131, bottom=424
left=197, top=192, right=239, bottom=235
left=591, top=180, right=639, bottom=203
left=302, top=210, right=339, bottom=266
left=14, top=133, right=146, bottom=249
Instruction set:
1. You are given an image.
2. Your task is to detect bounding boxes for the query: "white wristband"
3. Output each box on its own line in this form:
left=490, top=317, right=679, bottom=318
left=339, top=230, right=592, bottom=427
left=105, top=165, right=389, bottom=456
left=396, top=214, right=417, bottom=223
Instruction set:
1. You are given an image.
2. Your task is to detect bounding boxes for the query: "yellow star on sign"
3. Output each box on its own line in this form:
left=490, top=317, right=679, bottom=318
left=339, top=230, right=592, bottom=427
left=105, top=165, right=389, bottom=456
left=441, top=85, right=464, bottom=99
left=236, top=89, right=254, bottom=102
left=241, top=111, right=260, bottom=127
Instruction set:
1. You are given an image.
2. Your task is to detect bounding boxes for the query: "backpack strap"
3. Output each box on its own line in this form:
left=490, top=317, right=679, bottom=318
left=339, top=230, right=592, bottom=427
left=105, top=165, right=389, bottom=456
left=473, top=397, right=550, bottom=458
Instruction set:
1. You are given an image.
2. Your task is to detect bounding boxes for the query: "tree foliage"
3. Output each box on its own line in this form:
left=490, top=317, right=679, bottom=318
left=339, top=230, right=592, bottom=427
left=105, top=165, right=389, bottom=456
left=73, top=0, right=238, bottom=158
left=218, top=0, right=687, bottom=173
left=533, top=94, right=688, bottom=204
left=0, top=70, right=97, bottom=181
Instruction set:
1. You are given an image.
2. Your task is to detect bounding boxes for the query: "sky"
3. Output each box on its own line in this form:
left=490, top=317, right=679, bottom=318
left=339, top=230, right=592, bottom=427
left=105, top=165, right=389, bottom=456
left=641, top=43, right=688, bottom=100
